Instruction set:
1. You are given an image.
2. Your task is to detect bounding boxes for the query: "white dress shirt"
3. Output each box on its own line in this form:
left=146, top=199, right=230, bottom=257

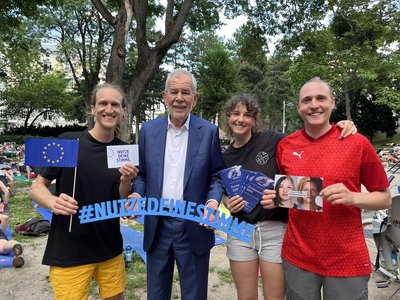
left=161, top=115, right=190, bottom=201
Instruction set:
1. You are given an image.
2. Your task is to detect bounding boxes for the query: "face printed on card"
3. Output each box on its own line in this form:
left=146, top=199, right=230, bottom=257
left=274, top=174, right=324, bottom=212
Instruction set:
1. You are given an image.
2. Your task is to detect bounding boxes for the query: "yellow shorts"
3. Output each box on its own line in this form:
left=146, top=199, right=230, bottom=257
left=50, top=254, right=126, bottom=299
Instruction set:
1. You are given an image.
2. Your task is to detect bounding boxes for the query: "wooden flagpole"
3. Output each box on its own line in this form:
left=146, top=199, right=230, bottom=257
left=69, top=138, right=79, bottom=233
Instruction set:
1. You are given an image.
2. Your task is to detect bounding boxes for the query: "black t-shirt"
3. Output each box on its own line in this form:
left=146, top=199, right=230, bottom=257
left=222, top=131, right=288, bottom=224
left=40, top=131, right=127, bottom=267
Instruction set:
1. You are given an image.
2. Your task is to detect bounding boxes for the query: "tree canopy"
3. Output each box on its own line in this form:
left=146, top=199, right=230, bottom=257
left=0, top=0, right=399, bottom=141
left=3, top=72, right=77, bottom=131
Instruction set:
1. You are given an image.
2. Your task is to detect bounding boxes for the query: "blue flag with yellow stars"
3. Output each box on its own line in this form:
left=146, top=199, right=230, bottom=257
left=25, top=138, right=79, bottom=167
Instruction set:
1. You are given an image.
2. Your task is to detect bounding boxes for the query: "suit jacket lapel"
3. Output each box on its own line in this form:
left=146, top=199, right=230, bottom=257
left=152, top=117, right=168, bottom=194
left=184, top=115, right=203, bottom=189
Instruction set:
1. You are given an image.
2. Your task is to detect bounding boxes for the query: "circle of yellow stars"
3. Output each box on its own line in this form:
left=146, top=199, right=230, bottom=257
left=42, top=142, right=64, bottom=164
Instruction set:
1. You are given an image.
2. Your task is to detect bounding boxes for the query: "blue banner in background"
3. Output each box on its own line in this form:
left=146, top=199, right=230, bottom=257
left=25, top=138, right=79, bottom=167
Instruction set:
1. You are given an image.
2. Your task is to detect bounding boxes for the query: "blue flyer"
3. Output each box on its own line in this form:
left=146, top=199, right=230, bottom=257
left=220, top=166, right=274, bottom=213
left=220, top=165, right=243, bottom=197
left=240, top=173, right=274, bottom=213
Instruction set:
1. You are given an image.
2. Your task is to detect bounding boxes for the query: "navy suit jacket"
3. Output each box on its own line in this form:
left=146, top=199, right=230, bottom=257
left=133, top=114, right=225, bottom=255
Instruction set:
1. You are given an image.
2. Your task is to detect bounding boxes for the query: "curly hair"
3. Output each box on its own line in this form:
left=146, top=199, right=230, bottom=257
left=223, top=93, right=261, bottom=137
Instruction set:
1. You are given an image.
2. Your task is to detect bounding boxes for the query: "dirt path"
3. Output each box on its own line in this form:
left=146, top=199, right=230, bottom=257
left=0, top=236, right=53, bottom=300
left=0, top=233, right=251, bottom=300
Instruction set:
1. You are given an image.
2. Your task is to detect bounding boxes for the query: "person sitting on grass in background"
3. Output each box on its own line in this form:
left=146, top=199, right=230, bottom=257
left=0, top=170, right=15, bottom=196
left=0, top=214, right=24, bottom=268
left=0, top=180, right=10, bottom=215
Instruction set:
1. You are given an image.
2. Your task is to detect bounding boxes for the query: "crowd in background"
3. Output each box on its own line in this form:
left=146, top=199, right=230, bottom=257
left=0, top=141, right=32, bottom=268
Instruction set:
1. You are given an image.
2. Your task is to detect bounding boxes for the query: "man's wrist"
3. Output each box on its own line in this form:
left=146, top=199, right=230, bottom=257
left=205, top=199, right=218, bottom=207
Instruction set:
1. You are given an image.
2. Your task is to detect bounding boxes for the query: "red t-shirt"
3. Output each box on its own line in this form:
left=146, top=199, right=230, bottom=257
left=277, top=125, right=389, bottom=276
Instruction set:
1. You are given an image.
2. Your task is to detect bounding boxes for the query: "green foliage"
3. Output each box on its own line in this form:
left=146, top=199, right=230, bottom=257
left=186, top=1, right=222, bottom=32
left=255, top=55, right=297, bottom=132
left=0, top=19, right=43, bottom=80
left=3, top=72, right=78, bottom=130
left=235, top=0, right=328, bottom=36
left=35, top=0, right=116, bottom=128
left=232, top=23, right=268, bottom=67
left=284, top=0, right=399, bottom=137
left=195, top=38, right=239, bottom=123
left=229, top=23, right=297, bottom=132
left=0, top=135, right=26, bottom=144
left=0, top=0, right=49, bottom=38
left=2, top=124, right=86, bottom=138
left=333, top=89, right=399, bottom=141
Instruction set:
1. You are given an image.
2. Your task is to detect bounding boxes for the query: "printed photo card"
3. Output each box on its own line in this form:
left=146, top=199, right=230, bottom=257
left=274, top=175, right=324, bottom=212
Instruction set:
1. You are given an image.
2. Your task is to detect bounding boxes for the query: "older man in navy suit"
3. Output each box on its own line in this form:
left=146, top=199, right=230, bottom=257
left=132, top=69, right=225, bottom=300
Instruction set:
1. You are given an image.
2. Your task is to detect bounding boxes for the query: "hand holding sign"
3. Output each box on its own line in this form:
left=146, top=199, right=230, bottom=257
left=119, top=163, right=139, bottom=184
left=107, top=145, right=139, bottom=168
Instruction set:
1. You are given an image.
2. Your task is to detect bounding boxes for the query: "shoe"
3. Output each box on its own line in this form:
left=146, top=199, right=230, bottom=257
left=12, top=243, right=24, bottom=268
left=12, top=243, right=23, bottom=256
left=12, top=256, right=24, bottom=268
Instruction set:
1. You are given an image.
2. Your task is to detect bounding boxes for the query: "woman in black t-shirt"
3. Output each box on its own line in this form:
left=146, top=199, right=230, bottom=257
left=222, top=93, right=287, bottom=300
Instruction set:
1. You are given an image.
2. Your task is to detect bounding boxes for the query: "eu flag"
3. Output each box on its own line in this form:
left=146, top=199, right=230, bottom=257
left=25, top=138, right=79, bottom=167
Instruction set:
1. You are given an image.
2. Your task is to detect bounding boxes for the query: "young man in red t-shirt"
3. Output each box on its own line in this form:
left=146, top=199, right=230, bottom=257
left=261, top=77, right=391, bottom=300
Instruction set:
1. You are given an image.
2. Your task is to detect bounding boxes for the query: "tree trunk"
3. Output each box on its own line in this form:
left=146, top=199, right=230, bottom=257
left=343, top=82, right=352, bottom=120
left=119, top=102, right=133, bottom=142
left=103, top=0, right=133, bottom=85
left=94, top=0, right=194, bottom=140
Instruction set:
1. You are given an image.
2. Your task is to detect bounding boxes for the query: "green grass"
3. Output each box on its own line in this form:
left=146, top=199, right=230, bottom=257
left=8, top=181, right=43, bottom=241
left=216, top=267, right=234, bottom=284
left=372, top=132, right=400, bottom=149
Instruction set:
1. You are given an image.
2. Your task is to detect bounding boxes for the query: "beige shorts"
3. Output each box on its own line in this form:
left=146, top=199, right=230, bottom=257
left=226, top=220, right=287, bottom=263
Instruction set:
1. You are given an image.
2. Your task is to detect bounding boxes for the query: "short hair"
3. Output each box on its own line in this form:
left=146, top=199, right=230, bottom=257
left=164, top=69, right=197, bottom=92
left=90, top=83, right=126, bottom=107
left=223, top=93, right=261, bottom=137
left=298, top=77, right=334, bottom=102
